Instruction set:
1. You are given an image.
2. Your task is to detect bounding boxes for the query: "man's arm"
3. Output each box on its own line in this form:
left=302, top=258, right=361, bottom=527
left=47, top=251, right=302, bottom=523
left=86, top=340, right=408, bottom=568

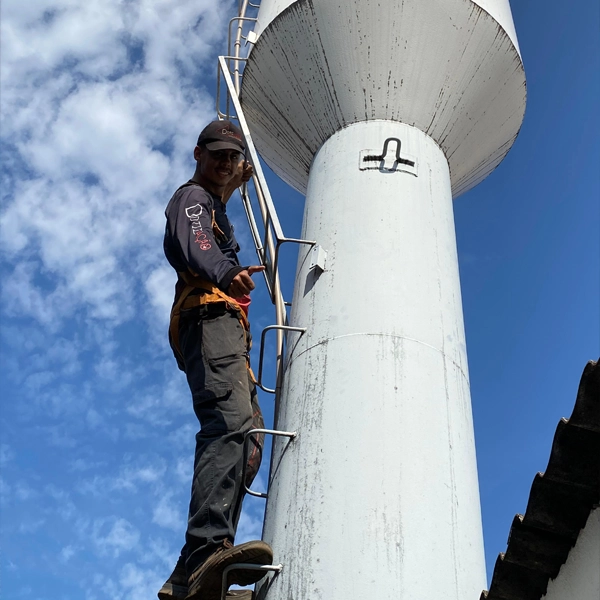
left=217, top=160, right=266, bottom=295
left=168, top=187, right=244, bottom=290
left=221, top=160, right=253, bottom=205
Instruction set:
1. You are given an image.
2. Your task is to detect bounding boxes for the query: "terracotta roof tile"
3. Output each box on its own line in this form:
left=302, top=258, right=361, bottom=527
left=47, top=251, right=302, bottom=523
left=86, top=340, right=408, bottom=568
left=481, top=360, right=600, bottom=600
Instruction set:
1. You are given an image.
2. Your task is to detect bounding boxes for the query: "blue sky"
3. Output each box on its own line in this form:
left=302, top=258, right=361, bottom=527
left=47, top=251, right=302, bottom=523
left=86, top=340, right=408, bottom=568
left=0, top=1, right=598, bottom=599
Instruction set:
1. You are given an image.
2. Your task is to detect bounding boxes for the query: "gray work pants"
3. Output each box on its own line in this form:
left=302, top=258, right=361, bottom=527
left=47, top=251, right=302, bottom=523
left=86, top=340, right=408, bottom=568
left=177, top=302, right=264, bottom=575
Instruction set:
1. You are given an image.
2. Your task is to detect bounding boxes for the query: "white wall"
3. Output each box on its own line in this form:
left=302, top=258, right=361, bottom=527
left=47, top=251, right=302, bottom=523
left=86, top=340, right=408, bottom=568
left=542, top=508, right=600, bottom=600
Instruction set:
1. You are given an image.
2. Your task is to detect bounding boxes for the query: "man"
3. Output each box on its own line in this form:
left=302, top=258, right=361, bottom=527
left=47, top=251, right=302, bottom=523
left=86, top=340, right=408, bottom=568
left=158, top=120, right=272, bottom=600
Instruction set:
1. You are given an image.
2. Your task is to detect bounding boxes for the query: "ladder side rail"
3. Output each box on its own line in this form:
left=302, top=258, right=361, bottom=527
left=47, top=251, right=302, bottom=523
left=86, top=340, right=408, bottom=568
left=240, top=192, right=276, bottom=304
left=217, top=56, right=288, bottom=300
left=237, top=0, right=260, bottom=18
left=216, top=56, right=275, bottom=296
left=217, top=48, right=296, bottom=411
left=240, top=178, right=280, bottom=306
left=218, top=57, right=316, bottom=300
left=238, top=0, right=261, bottom=13
left=218, top=56, right=286, bottom=243
left=233, top=8, right=246, bottom=96
left=240, top=185, right=265, bottom=261
left=253, top=183, right=280, bottom=303
left=217, top=57, right=289, bottom=332
left=240, top=176, right=289, bottom=400
left=218, top=54, right=293, bottom=324
left=273, top=287, right=286, bottom=401
left=227, top=14, right=258, bottom=95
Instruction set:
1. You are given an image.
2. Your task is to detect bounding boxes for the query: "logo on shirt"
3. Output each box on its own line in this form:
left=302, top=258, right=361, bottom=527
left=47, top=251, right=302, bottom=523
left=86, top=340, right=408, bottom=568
left=185, top=204, right=211, bottom=251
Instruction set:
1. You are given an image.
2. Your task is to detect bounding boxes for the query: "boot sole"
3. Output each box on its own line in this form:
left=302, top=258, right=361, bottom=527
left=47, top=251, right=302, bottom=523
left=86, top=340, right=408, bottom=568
left=186, top=542, right=272, bottom=600
left=158, top=582, right=188, bottom=600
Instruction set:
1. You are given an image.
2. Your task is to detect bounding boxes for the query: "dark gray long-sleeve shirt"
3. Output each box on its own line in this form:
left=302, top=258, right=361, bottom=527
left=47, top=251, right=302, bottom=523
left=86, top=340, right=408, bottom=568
left=164, top=182, right=244, bottom=292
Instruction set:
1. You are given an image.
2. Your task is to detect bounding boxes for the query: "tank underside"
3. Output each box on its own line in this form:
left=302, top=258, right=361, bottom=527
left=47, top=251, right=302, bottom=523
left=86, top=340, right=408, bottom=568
left=241, top=0, right=526, bottom=198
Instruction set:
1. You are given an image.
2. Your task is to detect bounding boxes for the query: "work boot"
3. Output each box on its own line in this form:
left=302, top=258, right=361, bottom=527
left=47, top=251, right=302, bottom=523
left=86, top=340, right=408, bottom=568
left=158, top=554, right=187, bottom=600
left=157, top=554, right=254, bottom=600
left=185, top=540, right=273, bottom=600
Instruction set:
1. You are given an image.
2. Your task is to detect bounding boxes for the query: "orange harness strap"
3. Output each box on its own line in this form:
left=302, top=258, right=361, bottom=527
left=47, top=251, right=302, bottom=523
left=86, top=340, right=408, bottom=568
left=169, top=271, right=254, bottom=381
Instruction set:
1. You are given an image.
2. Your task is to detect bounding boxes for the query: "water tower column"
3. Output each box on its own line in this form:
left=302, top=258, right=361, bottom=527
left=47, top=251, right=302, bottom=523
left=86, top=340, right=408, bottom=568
left=240, top=1, right=526, bottom=597
left=258, top=120, right=486, bottom=599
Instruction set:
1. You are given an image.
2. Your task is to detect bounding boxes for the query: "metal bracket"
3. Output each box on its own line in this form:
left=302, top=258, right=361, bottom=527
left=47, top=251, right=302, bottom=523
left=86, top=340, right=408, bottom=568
left=221, top=563, right=283, bottom=600
left=309, top=244, right=327, bottom=273
left=359, top=137, right=418, bottom=176
left=243, top=428, right=298, bottom=498
left=257, top=325, right=307, bottom=393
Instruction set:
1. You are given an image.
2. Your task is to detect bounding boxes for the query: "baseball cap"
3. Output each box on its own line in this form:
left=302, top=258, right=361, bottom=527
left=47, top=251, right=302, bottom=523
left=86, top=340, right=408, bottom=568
left=197, top=120, right=245, bottom=153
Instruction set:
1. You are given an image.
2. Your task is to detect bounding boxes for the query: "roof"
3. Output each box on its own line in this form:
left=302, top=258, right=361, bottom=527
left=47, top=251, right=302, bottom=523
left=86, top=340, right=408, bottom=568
left=481, top=359, right=600, bottom=600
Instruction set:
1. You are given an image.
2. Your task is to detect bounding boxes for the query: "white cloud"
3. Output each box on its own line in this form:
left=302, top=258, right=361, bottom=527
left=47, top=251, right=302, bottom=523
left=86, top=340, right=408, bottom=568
left=6, top=560, right=18, bottom=572
left=81, top=551, right=171, bottom=600
left=168, top=423, right=197, bottom=450
left=92, top=517, right=140, bottom=557
left=139, top=536, right=179, bottom=570
left=1, top=1, right=128, bottom=81
left=18, top=518, right=46, bottom=534
left=86, top=407, right=104, bottom=429
left=1, top=0, right=232, bottom=334
left=145, top=265, right=177, bottom=333
left=46, top=484, right=77, bottom=520
left=14, top=481, right=38, bottom=501
left=77, top=454, right=175, bottom=500
left=36, top=423, right=80, bottom=448
left=117, top=562, right=165, bottom=600
left=59, top=544, right=77, bottom=563
left=0, top=444, right=14, bottom=466
left=0, top=2, right=259, bottom=598
left=174, top=453, right=194, bottom=484
left=125, top=368, right=190, bottom=424
left=0, top=476, right=12, bottom=505
left=152, top=492, right=184, bottom=531
left=69, top=458, right=106, bottom=472
left=235, top=506, right=264, bottom=545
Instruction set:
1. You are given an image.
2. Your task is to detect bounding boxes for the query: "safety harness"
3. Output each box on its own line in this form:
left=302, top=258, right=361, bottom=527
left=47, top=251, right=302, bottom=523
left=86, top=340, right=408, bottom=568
left=169, top=269, right=252, bottom=360
left=168, top=181, right=254, bottom=378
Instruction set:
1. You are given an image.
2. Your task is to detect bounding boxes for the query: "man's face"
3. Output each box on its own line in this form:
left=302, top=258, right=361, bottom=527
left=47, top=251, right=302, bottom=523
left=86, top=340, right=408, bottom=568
left=195, top=146, right=242, bottom=191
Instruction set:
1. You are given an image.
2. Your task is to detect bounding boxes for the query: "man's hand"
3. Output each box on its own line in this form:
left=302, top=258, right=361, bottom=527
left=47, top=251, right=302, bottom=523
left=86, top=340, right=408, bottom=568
left=239, top=160, right=253, bottom=183
left=222, top=160, right=254, bottom=204
left=227, top=265, right=265, bottom=297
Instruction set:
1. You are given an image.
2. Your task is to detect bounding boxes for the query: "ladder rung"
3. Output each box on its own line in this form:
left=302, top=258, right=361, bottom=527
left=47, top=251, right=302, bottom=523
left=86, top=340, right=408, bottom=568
left=221, top=563, right=283, bottom=600
left=243, top=428, right=297, bottom=498
left=257, top=325, right=306, bottom=394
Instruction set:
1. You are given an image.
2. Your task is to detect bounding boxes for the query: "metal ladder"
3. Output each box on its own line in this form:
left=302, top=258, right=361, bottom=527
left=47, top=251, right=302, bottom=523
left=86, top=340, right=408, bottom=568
left=215, top=2, right=315, bottom=398
left=215, top=3, right=314, bottom=597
